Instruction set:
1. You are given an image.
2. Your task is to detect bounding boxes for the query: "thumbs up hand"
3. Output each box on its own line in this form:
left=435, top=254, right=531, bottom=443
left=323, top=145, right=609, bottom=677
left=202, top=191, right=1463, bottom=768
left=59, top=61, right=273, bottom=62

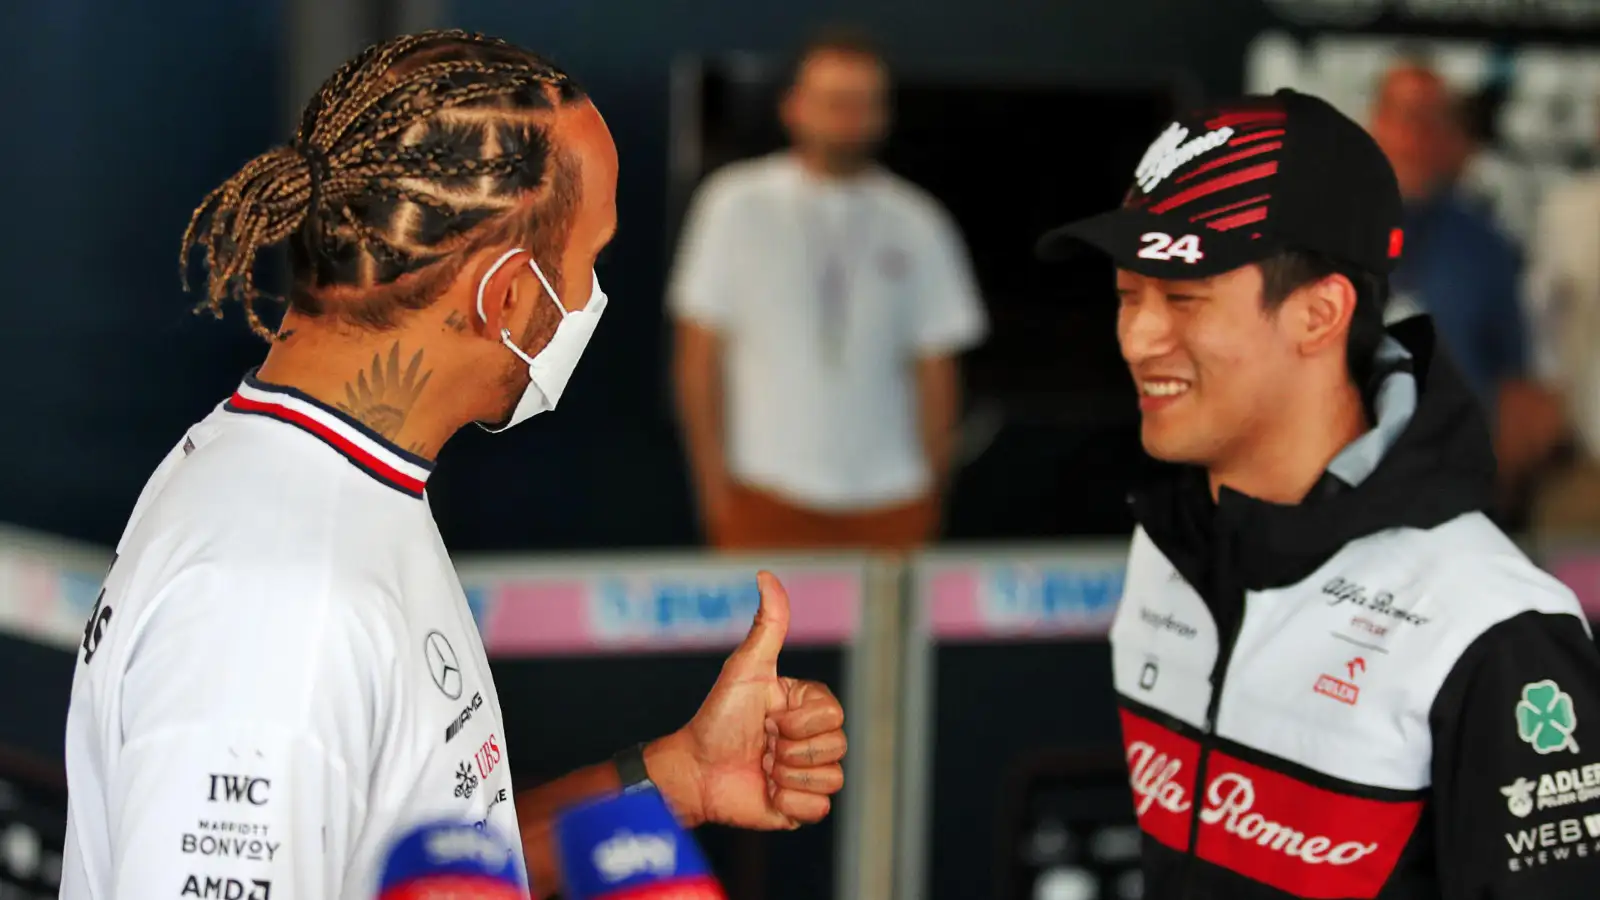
left=648, top=572, right=848, bottom=831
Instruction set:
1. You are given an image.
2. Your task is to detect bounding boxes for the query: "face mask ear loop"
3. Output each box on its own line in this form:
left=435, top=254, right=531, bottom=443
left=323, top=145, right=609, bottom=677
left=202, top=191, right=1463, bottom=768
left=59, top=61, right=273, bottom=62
left=475, top=248, right=545, bottom=367
left=475, top=248, right=528, bottom=324
left=528, top=258, right=570, bottom=319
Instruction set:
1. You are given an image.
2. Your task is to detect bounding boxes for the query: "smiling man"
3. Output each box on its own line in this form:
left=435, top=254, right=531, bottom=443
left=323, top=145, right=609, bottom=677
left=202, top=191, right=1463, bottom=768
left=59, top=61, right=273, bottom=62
left=1036, top=89, right=1600, bottom=899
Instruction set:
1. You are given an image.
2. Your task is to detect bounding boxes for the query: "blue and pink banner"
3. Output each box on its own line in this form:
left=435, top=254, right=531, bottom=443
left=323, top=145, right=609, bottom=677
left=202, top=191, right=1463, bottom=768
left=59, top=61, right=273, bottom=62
left=463, top=565, right=863, bottom=655
left=916, top=547, right=1128, bottom=641
left=7, top=527, right=1600, bottom=655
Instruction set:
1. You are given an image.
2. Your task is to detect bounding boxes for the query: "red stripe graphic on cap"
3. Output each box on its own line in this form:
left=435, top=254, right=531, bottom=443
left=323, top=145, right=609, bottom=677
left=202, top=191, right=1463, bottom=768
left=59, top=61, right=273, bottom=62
left=1176, top=143, right=1282, bottom=183
left=227, top=392, right=428, bottom=496
left=1207, top=207, right=1269, bottom=231
left=1207, top=110, right=1287, bottom=129
left=1150, top=162, right=1279, bottom=214
left=1191, top=193, right=1273, bottom=222
left=1230, top=129, right=1285, bottom=146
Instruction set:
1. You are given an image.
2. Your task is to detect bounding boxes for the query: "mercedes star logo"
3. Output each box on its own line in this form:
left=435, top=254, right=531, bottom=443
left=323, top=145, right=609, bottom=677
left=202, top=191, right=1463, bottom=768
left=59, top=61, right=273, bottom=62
left=425, top=631, right=463, bottom=700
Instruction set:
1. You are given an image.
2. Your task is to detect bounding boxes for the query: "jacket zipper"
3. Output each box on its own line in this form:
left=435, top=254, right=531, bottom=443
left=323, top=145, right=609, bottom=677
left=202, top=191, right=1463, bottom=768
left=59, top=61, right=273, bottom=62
left=1182, top=584, right=1247, bottom=899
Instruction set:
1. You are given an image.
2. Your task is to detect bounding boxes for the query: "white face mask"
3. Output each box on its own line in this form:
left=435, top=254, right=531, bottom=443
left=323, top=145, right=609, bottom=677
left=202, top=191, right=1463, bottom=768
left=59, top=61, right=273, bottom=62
left=474, top=248, right=608, bottom=433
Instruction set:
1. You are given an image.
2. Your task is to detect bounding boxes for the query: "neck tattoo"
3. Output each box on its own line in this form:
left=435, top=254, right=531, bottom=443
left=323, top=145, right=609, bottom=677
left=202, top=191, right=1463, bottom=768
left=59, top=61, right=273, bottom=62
left=336, top=342, right=434, bottom=441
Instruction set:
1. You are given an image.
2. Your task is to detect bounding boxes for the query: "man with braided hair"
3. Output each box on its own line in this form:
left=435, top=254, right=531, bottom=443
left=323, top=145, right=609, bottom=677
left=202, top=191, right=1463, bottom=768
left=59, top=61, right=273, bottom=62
left=60, top=30, right=847, bottom=900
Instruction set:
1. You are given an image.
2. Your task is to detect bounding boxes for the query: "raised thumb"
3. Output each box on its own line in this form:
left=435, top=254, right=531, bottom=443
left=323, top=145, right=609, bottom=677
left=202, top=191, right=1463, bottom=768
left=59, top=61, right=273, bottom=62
left=725, top=571, right=790, bottom=676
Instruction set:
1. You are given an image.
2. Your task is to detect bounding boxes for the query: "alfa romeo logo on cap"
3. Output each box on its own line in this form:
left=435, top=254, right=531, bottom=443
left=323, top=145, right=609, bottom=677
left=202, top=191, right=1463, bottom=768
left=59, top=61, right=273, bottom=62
left=425, top=630, right=463, bottom=700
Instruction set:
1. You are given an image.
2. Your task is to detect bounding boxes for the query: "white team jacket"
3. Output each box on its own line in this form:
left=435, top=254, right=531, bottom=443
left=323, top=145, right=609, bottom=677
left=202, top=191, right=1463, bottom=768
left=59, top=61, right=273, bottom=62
left=60, top=373, right=522, bottom=900
left=1110, top=319, right=1600, bottom=900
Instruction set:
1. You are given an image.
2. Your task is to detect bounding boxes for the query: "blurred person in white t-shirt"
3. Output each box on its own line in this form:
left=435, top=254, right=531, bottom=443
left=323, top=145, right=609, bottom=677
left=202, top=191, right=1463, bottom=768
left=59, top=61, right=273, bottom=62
left=1521, top=128, right=1600, bottom=531
left=669, top=27, right=988, bottom=553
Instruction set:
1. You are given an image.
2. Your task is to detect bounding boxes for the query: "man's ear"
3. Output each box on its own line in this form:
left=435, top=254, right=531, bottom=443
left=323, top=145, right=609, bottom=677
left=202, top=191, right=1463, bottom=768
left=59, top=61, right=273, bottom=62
left=1297, top=273, right=1358, bottom=359
left=471, top=248, right=529, bottom=340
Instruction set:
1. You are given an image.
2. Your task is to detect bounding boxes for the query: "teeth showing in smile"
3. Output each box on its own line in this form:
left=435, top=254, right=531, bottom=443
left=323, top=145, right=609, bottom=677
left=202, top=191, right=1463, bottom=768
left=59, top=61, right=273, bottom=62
left=1141, top=380, right=1190, bottom=398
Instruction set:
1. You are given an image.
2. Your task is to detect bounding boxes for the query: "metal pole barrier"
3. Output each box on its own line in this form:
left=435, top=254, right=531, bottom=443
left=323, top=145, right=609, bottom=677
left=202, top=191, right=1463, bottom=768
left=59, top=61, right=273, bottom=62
left=892, top=558, right=935, bottom=900
left=836, top=557, right=909, bottom=900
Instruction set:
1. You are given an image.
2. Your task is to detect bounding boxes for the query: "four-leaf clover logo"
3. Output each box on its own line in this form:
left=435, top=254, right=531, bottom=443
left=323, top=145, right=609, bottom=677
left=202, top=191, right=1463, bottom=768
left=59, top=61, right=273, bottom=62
left=1516, top=680, right=1579, bottom=755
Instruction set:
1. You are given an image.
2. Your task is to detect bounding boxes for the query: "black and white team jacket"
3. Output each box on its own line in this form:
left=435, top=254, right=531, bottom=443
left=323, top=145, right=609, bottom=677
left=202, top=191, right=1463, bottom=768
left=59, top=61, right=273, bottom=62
left=1110, top=317, right=1600, bottom=899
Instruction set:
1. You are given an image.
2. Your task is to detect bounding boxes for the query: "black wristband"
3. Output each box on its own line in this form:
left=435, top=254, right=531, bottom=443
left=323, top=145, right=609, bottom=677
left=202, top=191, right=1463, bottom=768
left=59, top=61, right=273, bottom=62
left=613, top=742, right=652, bottom=791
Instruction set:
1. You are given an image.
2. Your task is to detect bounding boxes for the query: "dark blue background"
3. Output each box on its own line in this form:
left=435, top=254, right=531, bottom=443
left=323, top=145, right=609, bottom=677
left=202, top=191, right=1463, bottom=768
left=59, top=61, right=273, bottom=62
left=0, top=3, right=1379, bottom=899
left=0, top=0, right=1265, bottom=553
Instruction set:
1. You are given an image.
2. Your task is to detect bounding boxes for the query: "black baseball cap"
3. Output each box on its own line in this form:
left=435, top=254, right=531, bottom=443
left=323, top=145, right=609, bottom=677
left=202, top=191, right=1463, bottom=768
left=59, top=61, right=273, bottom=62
left=1035, top=88, right=1404, bottom=280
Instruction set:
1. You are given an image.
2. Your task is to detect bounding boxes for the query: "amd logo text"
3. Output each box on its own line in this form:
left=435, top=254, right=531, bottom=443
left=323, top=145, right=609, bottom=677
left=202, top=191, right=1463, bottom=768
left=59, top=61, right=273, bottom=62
left=208, top=774, right=271, bottom=806
left=180, top=875, right=271, bottom=900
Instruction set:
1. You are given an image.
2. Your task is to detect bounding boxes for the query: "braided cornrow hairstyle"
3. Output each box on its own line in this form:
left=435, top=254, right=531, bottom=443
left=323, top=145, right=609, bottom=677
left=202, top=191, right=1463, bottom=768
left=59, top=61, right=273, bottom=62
left=181, top=29, right=587, bottom=340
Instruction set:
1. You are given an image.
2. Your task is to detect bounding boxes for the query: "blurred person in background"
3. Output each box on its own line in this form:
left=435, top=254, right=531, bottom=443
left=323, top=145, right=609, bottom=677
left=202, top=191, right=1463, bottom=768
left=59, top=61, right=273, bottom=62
left=669, top=27, right=988, bottom=553
left=1368, top=60, right=1561, bottom=515
left=1447, top=85, right=1522, bottom=229
left=60, top=30, right=847, bottom=900
left=1520, top=104, right=1600, bottom=532
left=1038, top=88, right=1600, bottom=899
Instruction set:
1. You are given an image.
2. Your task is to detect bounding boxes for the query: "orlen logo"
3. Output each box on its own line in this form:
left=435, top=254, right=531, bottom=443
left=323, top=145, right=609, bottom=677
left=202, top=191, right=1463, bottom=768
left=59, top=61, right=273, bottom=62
left=593, top=829, right=677, bottom=883
left=426, top=825, right=510, bottom=869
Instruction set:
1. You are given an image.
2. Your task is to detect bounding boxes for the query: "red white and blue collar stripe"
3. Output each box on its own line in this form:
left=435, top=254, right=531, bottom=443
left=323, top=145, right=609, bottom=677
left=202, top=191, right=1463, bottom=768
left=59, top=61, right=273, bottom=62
left=224, top=371, right=434, bottom=498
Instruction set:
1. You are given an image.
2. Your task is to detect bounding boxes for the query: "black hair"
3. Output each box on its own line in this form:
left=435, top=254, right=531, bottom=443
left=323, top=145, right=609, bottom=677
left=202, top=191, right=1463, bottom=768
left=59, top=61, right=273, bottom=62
left=1257, top=249, right=1388, bottom=392
left=181, top=29, right=588, bottom=340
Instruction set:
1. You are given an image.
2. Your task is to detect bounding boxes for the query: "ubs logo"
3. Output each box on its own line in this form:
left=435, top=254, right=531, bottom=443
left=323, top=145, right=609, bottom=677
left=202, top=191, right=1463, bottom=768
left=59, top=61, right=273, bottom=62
left=475, top=734, right=503, bottom=780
